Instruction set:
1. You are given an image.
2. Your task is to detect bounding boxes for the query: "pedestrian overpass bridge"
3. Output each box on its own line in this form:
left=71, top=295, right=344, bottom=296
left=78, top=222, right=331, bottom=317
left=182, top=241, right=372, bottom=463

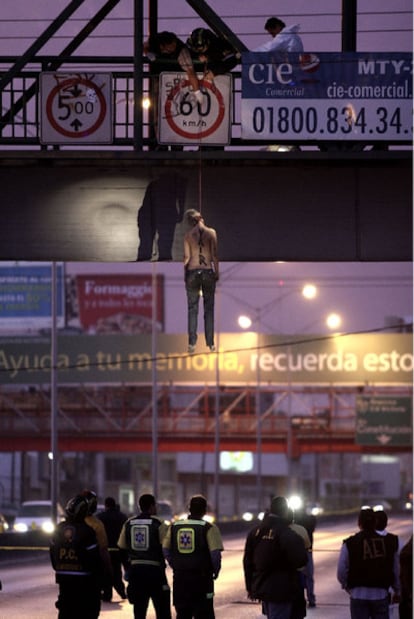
left=0, top=383, right=410, bottom=456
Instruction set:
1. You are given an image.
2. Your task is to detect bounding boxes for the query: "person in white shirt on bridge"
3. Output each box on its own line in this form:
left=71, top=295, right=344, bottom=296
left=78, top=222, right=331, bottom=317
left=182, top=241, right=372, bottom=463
left=254, top=17, right=304, bottom=54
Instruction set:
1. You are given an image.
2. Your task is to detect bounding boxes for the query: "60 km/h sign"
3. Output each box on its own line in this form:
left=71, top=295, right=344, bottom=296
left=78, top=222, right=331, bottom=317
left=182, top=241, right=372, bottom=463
left=159, top=72, right=231, bottom=145
left=40, top=72, right=112, bottom=144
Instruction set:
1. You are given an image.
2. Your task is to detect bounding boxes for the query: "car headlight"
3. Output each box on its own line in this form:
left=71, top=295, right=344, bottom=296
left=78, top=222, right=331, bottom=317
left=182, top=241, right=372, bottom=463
left=14, top=523, right=29, bottom=533
left=242, top=511, right=254, bottom=522
left=287, top=495, right=303, bottom=511
left=42, top=521, right=55, bottom=534
left=310, top=505, right=324, bottom=516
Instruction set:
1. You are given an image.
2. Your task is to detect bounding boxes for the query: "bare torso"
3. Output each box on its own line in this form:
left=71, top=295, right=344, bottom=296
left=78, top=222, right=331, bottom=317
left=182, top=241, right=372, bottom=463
left=184, top=223, right=218, bottom=274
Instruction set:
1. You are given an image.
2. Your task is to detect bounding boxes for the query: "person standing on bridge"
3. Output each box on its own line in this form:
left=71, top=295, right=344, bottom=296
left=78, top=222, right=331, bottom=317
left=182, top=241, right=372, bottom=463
left=162, top=494, right=223, bottom=619
left=337, top=507, right=400, bottom=619
left=183, top=209, right=219, bottom=354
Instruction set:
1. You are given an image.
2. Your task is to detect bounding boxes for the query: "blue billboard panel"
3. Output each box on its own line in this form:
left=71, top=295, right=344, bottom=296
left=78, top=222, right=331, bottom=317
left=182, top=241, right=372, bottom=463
left=0, top=263, right=65, bottom=330
left=242, top=52, right=412, bottom=141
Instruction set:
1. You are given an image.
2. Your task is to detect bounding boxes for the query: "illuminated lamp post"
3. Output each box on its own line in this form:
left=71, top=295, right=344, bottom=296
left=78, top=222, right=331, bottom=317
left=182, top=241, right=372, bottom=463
left=237, top=283, right=319, bottom=513
left=286, top=310, right=343, bottom=498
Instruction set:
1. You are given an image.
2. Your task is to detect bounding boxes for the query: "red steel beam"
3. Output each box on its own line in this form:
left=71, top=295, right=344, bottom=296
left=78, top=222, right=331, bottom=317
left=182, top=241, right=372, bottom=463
left=0, top=434, right=408, bottom=455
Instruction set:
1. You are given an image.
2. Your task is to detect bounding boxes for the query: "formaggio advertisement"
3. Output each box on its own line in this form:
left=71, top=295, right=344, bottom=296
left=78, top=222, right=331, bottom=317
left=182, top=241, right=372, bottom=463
left=0, top=333, right=411, bottom=385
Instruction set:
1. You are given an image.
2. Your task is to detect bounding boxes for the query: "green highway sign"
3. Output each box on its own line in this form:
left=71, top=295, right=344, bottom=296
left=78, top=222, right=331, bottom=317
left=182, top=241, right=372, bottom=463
left=356, top=396, right=412, bottom=446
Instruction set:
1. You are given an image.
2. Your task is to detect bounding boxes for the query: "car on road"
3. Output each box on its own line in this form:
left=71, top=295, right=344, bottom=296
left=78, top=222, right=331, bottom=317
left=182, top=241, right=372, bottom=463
left=12, top=500, right=64, bottom=534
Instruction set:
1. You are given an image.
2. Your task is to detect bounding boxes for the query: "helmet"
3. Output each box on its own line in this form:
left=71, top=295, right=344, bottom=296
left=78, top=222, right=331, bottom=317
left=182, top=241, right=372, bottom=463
left=81, top=489, right=98, bottom=515
left=187, top=28, right=214, bottom=53
left=65, top=495, right=88, bottom=522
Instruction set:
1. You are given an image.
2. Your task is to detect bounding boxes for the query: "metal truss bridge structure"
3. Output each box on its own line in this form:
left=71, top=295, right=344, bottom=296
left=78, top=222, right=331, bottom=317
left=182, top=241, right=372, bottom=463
left=0, top=383, right=410, bottom=456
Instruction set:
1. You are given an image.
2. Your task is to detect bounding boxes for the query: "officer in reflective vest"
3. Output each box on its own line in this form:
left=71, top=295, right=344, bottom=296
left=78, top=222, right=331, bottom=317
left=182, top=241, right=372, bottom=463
left=117, top=493, right=171, bottom=619
left=163, top=494, right=223, bottom=619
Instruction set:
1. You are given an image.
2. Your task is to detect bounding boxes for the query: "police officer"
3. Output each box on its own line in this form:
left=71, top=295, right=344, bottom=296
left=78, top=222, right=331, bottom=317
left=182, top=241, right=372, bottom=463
left=337, top=507, right=400, bottom=619
left=50, top=495, right=103, bottom=619
left=81, top=488, right=113, bottom=593
left=117, top=493, right=171, bottom=619
left=163, top=494, right=223, bottom=619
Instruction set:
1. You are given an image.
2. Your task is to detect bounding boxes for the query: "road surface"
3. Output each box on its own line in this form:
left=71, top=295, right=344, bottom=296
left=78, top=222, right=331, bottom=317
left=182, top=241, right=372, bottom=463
left=0, top=514, right=411, bottom=618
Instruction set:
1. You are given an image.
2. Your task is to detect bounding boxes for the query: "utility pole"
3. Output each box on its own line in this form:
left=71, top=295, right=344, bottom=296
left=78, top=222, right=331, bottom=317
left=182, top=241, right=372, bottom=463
left=342, top=0, right=357, bottom=51
left=133, top=0, right=144, bottom=150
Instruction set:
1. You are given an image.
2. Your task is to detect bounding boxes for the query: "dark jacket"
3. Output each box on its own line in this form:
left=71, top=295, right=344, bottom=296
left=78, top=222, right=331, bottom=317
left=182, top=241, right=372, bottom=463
left=243, top=514, right=308, bottom=603
left=294, top=511, right=316, bottom=547
left=202, top=35, right=238, bottom=76
left=50, top=519, right=102, bottom=583
left=345, top=529, right=398, bottom=589
left=97, top=505, right=127, bottom=548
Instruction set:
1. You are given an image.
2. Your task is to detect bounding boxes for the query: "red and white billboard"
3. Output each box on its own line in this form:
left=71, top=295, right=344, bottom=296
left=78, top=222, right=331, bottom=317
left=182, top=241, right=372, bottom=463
left=76, top=274, right=164, bottom=333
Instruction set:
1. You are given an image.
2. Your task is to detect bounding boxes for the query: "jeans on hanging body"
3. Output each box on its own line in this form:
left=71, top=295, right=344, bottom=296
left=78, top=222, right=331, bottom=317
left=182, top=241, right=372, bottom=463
left=185, top=269, right=216, bottom=347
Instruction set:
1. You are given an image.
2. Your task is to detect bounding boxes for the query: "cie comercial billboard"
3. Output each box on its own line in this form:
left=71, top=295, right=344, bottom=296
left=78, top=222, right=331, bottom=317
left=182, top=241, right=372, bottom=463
left=0, top=333, right=411, bottom=385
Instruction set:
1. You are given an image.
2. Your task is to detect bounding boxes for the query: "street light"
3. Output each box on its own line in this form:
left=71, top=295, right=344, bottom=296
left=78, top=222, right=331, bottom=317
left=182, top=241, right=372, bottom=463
left=326, top=312, right=342, bottom=330
left=237, top=283, right=319, bottom=511
left=302, top=283, right=318, bottom=300
left=235, top=283, right=319, bottom=334
left=238, top=314, right=252, bottom=330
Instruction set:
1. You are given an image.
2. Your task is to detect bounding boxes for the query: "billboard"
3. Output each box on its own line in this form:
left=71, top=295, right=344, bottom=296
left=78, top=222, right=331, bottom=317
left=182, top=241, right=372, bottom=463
left=242, top=52, right=412, bottom=141
left=0, top=263, right=65, bottom=330
left=76, top=274, right=164, bottom=333
left=0, top=333, right=411, bottom=385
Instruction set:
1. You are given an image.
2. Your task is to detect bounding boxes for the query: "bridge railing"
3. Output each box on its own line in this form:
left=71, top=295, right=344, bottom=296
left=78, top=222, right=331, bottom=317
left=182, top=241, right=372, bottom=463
left=0, top=55, right=409, bottom=151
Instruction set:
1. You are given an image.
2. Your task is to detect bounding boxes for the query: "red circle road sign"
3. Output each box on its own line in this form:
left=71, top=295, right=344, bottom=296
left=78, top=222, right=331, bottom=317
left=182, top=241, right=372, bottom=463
left=46, top=77, right=107, bottom=139
left=164, top=79, right=226, bottom=140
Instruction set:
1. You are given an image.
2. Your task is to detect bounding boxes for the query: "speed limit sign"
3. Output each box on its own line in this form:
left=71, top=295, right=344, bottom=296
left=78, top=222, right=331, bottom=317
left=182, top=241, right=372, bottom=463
left=158, top=72, right=231, bottom=145
left=40, top=72, right=112, bottom=144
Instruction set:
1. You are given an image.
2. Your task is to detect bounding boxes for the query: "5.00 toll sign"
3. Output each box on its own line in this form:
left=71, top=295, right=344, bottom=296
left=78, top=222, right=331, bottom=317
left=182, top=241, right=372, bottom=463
left=40, top=72, right=112, bottom=144
left=159, top=72, right=231, bottom=145
left=241, top=52, right=412, bottom=141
